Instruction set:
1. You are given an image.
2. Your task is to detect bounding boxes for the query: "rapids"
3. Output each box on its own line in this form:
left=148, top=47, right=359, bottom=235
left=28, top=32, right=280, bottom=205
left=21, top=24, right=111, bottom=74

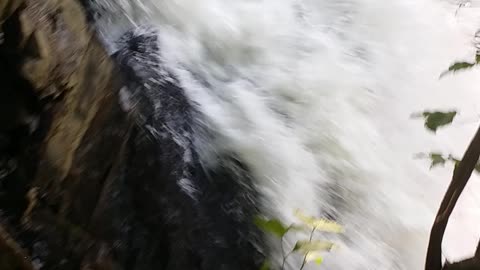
left=86, top=0, right=480, bottom=268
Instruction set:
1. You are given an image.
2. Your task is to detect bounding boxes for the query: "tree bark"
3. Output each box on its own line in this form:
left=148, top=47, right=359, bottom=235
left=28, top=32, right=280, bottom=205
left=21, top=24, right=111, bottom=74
left=425, top=125, right=480, bottom=270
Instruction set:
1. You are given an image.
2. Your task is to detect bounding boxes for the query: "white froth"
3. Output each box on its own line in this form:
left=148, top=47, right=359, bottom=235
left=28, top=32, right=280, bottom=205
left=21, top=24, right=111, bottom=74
left=94, top=0, right=480, bottom=269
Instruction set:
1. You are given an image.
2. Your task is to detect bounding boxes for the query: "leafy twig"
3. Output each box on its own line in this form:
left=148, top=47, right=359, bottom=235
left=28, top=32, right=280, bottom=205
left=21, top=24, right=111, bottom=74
left=255, top=211, right=341, bottom=270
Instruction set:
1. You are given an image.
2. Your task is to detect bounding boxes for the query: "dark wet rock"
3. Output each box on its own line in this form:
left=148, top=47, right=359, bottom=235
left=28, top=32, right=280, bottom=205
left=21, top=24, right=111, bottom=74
left=0, top=0, right=127, bottom=268
left=0, top=1, right=265, bottom=269
left=111, top=26, right=265, bottom=270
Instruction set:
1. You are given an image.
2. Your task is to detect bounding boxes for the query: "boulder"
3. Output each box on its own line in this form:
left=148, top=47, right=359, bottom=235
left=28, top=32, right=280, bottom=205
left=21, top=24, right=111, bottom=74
left=0, top=0, right=131, bottom=269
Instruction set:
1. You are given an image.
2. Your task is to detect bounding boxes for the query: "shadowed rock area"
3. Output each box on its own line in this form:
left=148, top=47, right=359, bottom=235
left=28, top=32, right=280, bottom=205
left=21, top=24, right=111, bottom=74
left=0, top=0, right=265, bottom=269
left=0, top=0, right=155, bottom=268
left=0, top=0, right=128, bottom=268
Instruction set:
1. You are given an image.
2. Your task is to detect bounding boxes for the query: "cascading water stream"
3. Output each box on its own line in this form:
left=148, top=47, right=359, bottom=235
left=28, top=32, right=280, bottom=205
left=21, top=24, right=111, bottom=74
left=87, top=0, right=480, bottom=269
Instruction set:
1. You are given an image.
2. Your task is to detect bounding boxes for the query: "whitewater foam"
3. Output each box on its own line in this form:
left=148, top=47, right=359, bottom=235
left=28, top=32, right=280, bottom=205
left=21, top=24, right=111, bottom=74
left=91, top=0, right=480, bottom=268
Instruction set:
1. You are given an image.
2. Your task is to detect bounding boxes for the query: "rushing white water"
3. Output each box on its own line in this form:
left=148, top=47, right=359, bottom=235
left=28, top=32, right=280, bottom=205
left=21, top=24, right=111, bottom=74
left=92, top=0, right=480, bottom=269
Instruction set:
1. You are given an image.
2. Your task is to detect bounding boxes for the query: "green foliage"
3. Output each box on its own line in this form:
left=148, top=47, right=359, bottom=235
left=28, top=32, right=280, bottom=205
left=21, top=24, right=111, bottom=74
left=449, top=61, right=476, bottom=71
left=305, top=252, right=324, bottom=265
left=429, top=153, right=447, bottom=168
left=423, top=111, right=456, bottom=132
left=420, top=33, right=480, bottom=269
left=439, top=53, right=480, bottom=78
left=412, top=111, right=457, bottom=132
left=254, top=217, right=290, bottom=238
left=293, top=240, right=335, bottom=253
left=415, top=49, right=479, bottom=170
left=416, top=152, right=456, bottom=169
left=294, top=210, right=344, bottom=233
left=416, top=152, right=480, bottom=173
left=260, top=260, right=272, bottom=270
left=255, top=210, right=342, bottom=270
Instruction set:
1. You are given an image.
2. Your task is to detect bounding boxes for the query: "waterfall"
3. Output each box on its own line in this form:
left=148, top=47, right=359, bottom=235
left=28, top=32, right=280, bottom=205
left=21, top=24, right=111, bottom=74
left=87, top=0, right=480, bottom=269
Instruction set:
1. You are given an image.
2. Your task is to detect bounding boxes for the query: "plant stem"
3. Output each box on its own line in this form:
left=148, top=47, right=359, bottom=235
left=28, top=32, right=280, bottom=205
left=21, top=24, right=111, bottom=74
left=299, top=226, right=317, bottom=270
left=280, top=235, right=287, bottom=270
left=282, top=250, right=293, bottom=270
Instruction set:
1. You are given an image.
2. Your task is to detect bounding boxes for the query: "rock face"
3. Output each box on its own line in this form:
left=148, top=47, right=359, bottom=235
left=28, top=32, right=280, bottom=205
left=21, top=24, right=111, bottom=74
left=0, top=0, right=126, bottom=268
left=113, top=26, right=264, bottom=270
left=0, top=1, right=265, bottom=269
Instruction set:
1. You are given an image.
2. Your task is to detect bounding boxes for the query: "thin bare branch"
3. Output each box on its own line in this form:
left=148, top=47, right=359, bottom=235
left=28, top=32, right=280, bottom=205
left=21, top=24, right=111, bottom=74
left=425, top=125, right=480, bottom=270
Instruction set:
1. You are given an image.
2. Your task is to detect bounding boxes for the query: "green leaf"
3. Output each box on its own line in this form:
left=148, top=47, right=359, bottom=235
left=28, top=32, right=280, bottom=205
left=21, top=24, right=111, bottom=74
left=416, top=152, right=460, bottom=169
left=289, top=223, right=310, bottom=231
left=305, top=253, right=324, bottom=265
left=293, top=240, right=335, bottom=253
left=416, top=152, right=480, bottom=174
left=429, top=153, right=446, bottom=169
left=421, top=111, right=457, bottom=132
left=294, top=210, right=343, bottom=233
left=440, top=61, right=476, bottom=77
left=313, top=256, right=323, bottom=265
left=448, top=62, right=475, bottom=71
left=476, top=53, right=480, bottom=64
left=254, top=217, right=289, bottom=238
left=259, top=260, right=271, bottom=270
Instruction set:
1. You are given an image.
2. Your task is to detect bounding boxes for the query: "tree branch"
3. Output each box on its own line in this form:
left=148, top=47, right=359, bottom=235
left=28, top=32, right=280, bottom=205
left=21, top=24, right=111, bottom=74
left=425, top=125, right=480, bottom=270
left=475, top=240, right=480, bottom=259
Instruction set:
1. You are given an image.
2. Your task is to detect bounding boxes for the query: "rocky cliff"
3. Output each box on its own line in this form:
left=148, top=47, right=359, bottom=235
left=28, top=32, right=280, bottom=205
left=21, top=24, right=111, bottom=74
left=0, top=0, right=157, bottom=269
